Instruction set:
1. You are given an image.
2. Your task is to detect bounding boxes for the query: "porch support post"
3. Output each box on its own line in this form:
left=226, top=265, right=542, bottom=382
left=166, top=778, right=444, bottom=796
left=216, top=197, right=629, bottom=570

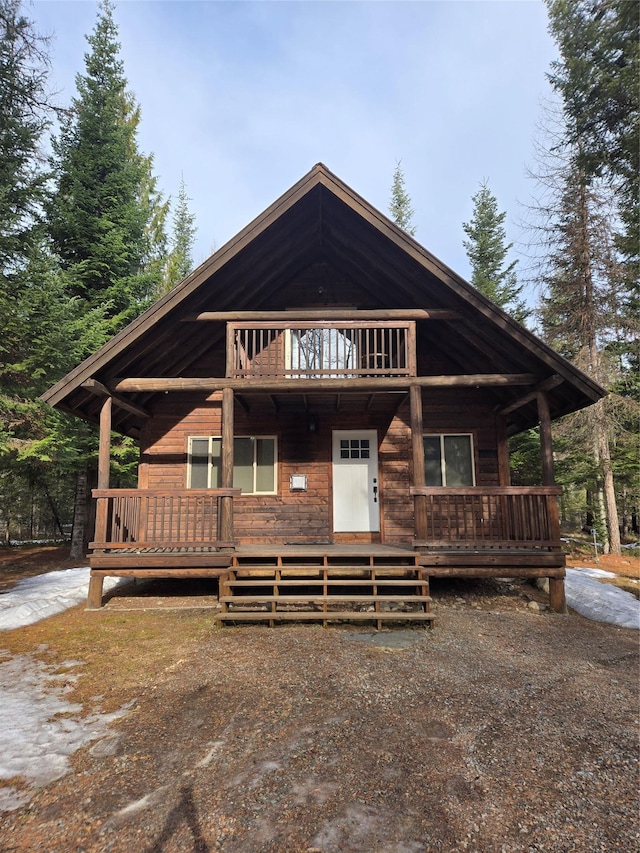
left=496, top=415, right=511, bottom=486
left=410, top=384, right=428, bottom=541
left=219, top=386, right=235, bottom=546
left=94, top=396, right=112, bottom=544
left=537, top=390, right=566, bottom=613
left=549, top=577, right=567, bottom=614
left=88, top=396, right=112, bottom=609
left=537, top=390, right=555, bottom=487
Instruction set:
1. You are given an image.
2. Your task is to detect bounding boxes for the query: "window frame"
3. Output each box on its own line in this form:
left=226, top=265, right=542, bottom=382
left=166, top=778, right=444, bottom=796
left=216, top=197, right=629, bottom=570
left=422, top=432, right=476, bottom=487
left=187, top=435, right=278, bottom=495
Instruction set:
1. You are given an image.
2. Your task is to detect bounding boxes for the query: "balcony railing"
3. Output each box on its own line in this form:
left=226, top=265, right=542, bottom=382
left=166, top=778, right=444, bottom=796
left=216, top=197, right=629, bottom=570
left=91, top=488, right=241, bottom=550
left=227, top=321, right=415, bottom=379
left=410, top=486, right=563, bottom=549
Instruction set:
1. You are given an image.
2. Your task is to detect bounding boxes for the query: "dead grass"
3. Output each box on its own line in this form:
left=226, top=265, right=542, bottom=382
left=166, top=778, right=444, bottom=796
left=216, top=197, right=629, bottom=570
left=1, top=604, right=218, bottom=712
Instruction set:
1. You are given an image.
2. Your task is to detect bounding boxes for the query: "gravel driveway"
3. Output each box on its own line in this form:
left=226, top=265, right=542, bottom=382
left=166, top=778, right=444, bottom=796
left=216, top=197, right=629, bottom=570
left=1, top=594, right=638, bottom=853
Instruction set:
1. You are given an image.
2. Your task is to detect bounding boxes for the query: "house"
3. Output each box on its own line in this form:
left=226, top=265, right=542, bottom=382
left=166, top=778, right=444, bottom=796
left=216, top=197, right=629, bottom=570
left=41, top=164, right=605, bottom=623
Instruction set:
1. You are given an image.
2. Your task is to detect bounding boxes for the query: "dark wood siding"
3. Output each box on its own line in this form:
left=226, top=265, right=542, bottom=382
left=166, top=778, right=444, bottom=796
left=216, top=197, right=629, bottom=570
left=139, top=388, right=502, bottom=546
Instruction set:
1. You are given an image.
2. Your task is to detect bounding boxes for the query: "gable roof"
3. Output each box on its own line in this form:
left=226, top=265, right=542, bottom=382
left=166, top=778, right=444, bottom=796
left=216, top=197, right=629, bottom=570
left=41, top=163, right=605, bottom=437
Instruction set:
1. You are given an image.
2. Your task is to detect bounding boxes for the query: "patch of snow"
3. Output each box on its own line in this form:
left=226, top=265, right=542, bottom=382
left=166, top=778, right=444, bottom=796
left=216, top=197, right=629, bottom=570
left=0, top=651, right=131, bottom=811
left=0, top=568, right=126, bottom=631
left=571, top=566, right=617, bottom=579
left=565, top=568, right=640, bottom=630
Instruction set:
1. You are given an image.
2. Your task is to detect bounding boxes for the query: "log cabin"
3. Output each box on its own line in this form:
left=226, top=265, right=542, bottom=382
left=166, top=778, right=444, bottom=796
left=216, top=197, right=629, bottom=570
left=41, top=164, right=605, bottom=624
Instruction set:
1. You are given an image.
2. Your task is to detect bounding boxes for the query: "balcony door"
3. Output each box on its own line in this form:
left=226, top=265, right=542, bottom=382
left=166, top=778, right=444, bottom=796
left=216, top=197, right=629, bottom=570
left=332, top=430, right=380, bottom=533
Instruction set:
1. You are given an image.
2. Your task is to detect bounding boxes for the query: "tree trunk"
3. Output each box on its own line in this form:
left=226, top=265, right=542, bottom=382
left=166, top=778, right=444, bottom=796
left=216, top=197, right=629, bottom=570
left=593, top=399, right=621, bottom=555
left=70, top=467, right=87, bottom=561
left=43, top=484, right=66, bottom=539
left=594, top=479, right=609, bottom=554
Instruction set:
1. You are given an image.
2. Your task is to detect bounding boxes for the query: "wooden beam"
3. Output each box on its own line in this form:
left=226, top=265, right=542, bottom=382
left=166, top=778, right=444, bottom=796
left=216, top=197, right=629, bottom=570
left=183, top=309, right=460, bottom=322
left=81, top=379, right=150, bottom=419
left=112, top=373, right=539, bottom=394
left=410, top=384, right=428, bottom=541
left=495, top=414, right=511, bottom=486
left=97, top=396, right=112, bottom=490
left=537, top=390, right=556, bottom=487
left=92, top=396, right=112, bottom=566
left=497, top=374, right=563, bottom=416
left=219, top=387, right=234, bottom=545
left=549, top=578, right=568, bottom=614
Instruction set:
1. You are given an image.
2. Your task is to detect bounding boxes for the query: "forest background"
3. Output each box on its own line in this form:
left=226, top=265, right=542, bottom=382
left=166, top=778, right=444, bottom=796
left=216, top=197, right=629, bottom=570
left=0, top=0, right=637, bottom=555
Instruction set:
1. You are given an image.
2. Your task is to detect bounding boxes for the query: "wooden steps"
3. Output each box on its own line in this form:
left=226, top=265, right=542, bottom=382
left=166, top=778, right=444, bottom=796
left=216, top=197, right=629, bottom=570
left=216, top=555, right=435, bottom=628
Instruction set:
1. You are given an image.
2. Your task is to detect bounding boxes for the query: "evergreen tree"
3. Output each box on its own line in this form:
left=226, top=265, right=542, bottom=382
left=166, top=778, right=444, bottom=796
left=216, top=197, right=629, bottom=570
left=462, top=181, right=528, bottom=323
left=48, top=0, right=165, bottom=333
left=545, top=0, right=639, bottom=281
left=0, top=0, right=53, bottom=450
left=538, top=153, right=629, bottom=553
left=540, top=0, right=639, bottom=553
left=389, top=161, right=416, bottom=236
left=46, top=0, right=166, bottom=553
left=0, top=0, right=50, bottom=273
left=0, top=1, right=85, bottom=541
left=163, top=175, right=197, bottom=293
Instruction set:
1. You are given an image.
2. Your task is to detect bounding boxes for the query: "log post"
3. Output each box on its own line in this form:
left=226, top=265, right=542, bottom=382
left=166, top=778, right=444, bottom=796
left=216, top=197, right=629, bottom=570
left=496, top=415, right=511, bottom=486
left=549, top=577, right=568, bottom=614
left=218, top=387, right=235, bottom=546
left=537, top=390, right=555, bottom=487
left=88, top=397, right=112, bottom=609
left=410, top=384, right=428, bottom=542
left=87, top=575, right=105, bottom=610
left=93, top=396, right=112, bottom=547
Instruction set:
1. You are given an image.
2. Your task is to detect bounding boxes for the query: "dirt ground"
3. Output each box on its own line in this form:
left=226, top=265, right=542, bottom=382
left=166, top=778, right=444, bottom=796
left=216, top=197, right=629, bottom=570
left=0, top=546, right=638, bottom=852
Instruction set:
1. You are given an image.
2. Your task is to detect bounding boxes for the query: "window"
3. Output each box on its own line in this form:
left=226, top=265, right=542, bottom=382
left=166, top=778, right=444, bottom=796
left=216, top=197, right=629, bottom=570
left=188, top=436, right=277, bottom=494
left=423, top=434, right=475, bottom=487
left=286, top=328, right=357, bottom=378
left=339, top=438, right=370, bottom=459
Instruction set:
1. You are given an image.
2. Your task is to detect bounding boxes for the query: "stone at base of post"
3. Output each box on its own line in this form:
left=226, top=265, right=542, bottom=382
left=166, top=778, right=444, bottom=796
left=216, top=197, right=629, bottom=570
left=549, top=577, right=567, bottom=614
left=86, top=575, right=104, bottom=610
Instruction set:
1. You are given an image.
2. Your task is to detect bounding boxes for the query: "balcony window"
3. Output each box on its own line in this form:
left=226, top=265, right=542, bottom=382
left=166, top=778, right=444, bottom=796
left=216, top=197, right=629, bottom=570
left=423, top=434, right=475, bottom=487
left=286, top=328, right=357, bottom=378
left=188, top=436, right=277, bottom=494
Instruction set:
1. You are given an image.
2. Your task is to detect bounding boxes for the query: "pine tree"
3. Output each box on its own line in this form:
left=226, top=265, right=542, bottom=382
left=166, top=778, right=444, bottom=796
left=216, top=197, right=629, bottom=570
left=46, top=0, right=166, bottom=553
left=163, top=175, right=197, bottom=293
left=0, top=0, right=50, bottom=273
left=0, top=1, right=85, bottom=541
left=545, top=0, right=639, bottom=282
left=48, top=0, right=165, bottom=333
left=462, top=182, right=528, bottom=323
left=540, top=0, right=639, bottom=553
left=539, top=153, right=629, bottom=553
left=388, top=161, right=416, bottom=236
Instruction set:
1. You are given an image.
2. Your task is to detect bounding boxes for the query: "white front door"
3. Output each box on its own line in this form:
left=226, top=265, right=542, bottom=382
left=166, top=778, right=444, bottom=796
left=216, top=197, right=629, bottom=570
left=332, top=430, right=380, bottom=532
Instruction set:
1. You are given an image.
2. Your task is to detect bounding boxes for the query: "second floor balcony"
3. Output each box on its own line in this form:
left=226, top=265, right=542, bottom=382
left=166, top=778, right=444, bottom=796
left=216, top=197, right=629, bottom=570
left=226, top=320, right=416, bottom=380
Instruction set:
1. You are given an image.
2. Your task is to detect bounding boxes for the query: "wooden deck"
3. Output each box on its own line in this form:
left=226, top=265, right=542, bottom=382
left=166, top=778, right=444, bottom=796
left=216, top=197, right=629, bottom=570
left=86, top=542, right=567, bottom=615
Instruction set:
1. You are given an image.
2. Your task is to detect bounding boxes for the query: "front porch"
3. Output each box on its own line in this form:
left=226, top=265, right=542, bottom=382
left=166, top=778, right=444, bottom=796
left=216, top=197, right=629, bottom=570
left=86, top=498, right=567, bottom=614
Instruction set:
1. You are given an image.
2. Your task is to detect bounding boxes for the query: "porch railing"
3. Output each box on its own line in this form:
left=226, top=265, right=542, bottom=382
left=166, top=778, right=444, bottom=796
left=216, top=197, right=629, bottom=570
left=410, top=486, right=563, bottom=549
left=227, top=321, right=416, bottom=379
left=90, top=488, right=241, bottom=550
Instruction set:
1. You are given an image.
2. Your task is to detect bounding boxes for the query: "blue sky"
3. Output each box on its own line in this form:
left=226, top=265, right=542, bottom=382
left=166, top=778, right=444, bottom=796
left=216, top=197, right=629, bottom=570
left=30, top=0, right=557, bottom=293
